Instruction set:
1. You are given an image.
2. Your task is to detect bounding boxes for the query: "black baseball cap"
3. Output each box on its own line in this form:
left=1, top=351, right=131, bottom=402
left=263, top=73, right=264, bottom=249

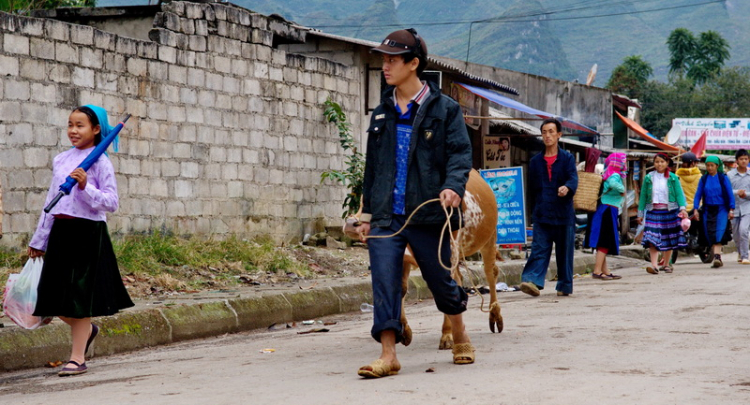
left=682, top=152, right=698, bottom=163
left=371, top=29, right=427, bottom=58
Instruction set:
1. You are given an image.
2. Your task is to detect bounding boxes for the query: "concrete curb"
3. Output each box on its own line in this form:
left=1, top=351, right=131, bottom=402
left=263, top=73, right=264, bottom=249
left=0, top=254, right=596, bottom=372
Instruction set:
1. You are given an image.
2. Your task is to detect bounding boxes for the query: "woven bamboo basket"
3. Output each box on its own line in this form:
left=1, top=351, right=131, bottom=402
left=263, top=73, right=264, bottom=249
left=573, top=171, right=602, bottom=212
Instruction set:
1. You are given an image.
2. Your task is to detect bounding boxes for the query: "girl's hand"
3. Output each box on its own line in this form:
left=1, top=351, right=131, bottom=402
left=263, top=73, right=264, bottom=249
left=679, top=209, right=688, bottom=220
left=637, top=217, right=643, bottom=225
left=729, top=210, right=734, bottom=221
left=70, top=168, right=87, bottom=190
left=27, top=247, right=44, bottom=258
left=694, top=211, right=700, bottom=221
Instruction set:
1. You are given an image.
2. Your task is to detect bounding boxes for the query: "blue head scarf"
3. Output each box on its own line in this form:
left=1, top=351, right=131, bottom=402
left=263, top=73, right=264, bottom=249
left=83, top=104, right=118, bottom=153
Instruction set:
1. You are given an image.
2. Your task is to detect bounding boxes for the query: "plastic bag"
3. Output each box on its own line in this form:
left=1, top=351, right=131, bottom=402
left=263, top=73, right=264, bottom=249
left=3, top=258, right=52, bottom=329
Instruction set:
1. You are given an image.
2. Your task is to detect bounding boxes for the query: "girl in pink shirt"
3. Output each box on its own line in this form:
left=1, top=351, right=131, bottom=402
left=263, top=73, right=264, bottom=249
left=28, top=105, right=133, bottom=377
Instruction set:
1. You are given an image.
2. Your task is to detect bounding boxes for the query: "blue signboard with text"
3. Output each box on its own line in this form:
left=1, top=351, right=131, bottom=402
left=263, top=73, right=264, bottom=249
left=479, top=167, right=527, bottom=245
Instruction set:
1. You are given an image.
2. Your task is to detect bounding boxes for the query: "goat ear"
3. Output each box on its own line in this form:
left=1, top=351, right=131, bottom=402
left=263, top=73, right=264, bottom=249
left=343, top=217, right=361, bottom=239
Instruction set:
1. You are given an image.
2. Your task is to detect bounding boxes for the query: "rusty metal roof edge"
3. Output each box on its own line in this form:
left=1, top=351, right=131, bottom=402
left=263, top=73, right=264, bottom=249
left=428, top=58, right=519, bottom=96
left=302, top=29, right=519, bottom=96
left=612, top=93, right=642, bottom=109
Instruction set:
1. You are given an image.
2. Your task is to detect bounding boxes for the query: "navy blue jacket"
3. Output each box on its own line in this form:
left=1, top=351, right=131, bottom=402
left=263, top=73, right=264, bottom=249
left=361, top=81, right=472, bottom=228
left=527, top=148, right=578, bottom=226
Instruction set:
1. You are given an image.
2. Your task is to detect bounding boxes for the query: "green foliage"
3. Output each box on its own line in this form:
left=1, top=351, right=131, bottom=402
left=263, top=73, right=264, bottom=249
left=666, top=28, right=730, bottom=85
left=641, top=67, right=750, bottom=136
left=667, top=28, right=696, bottom=79
left=606, top=55, right=653, bottom=99
left=0, top=234, right=310, bottom=297
left=0, top=0, right=95, bottom=14
left=0, top=246, right=26, bottom=269
left=690, top=30, right=730, bottom=84
left=320, top=98, right=365, bottom=219
left=113, top=232, right=310, bottom=278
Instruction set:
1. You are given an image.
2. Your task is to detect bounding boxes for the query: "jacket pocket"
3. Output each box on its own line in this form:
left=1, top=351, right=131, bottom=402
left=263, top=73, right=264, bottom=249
left=419, top=116, right=444, bottom=145
left=367, top=119, right=385, bottom=137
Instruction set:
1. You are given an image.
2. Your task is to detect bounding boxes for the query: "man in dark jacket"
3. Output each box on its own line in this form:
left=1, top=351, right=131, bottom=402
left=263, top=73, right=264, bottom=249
left=519, top=118, right=578, bottom=297
left=355, top=29, right=474, bottom=378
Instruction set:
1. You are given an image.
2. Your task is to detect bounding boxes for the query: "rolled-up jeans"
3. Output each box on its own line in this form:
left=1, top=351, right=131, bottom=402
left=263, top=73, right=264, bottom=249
left=733, top=214, right=750, bottom=260
left=367, top=215, right=468, bottom=343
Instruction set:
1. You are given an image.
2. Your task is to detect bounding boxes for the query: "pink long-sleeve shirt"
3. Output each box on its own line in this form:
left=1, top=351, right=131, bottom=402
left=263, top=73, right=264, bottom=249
left=29, top=147, right=119, bottom=251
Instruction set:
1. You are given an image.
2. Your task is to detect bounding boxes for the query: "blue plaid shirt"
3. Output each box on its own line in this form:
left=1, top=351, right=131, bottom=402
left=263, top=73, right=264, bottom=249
left=392, top=83, right=430, bottom=215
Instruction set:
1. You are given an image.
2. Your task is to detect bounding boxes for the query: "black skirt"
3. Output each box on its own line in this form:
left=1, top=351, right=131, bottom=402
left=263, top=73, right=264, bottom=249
left=588, top=204, right=620, bottom=255
left=33, top=217, right=134, bottom=318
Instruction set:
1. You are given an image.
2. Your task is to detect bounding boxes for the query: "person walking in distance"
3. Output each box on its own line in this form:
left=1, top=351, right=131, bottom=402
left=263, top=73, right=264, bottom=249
left=638, top=153, right=688, bottom=274
left=355, top=29, right=474, bottom=378
left=519, top=118, right=578, bottom=297
left=672, top=152, right=702, bottom=264
left=694, top=155, right=736, bottom=268
left=728, top=149, right=750, bottom=265
left=589, top=153, right=627, bottom=280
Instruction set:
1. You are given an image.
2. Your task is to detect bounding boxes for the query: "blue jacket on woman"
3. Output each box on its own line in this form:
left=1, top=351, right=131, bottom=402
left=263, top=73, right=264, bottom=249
left=527, top=148, right=578, bottom=226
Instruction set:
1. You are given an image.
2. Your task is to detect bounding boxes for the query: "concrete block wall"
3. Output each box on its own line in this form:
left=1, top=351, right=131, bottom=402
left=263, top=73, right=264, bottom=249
left=0, top=1, right=361, bottom=247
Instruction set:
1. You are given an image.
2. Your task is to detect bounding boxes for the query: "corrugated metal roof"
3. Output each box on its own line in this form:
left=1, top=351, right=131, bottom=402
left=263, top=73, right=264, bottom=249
left=488, top=108, right=540, bottom=136
left=302, top=29, right=519, bottom=95
left=558, top=137, right=617, bottom=154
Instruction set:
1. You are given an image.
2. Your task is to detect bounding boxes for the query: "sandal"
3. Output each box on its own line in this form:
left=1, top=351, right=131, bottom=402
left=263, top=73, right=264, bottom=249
left=357, top=359, right=400, bottom=378
left=592, top=273, right=606, bottom=279
left=452, top=342, right=475, bottom=365
left=662, top=266, right=673, bottom=274
left=646, top=266, right=659, bottom=275
left=605, top=273, right=622, bottom=279
left=58, top=361, right=87, bottom=377
left=85, top=324, right=99, bottom=355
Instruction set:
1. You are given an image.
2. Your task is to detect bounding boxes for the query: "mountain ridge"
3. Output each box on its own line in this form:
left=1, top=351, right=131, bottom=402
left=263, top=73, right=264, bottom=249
left=97, top=0, right=750, bottom=85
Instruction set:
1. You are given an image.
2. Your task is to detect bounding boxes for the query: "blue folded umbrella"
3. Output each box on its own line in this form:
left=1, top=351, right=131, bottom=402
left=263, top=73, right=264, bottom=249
left=44, top=113, right=131, bottom=213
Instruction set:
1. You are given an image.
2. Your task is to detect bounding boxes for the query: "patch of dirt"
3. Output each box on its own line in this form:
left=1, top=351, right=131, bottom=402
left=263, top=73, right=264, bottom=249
left=117, top=244, right=372, bottom=299
left=292, top=244, right=370, bottom=278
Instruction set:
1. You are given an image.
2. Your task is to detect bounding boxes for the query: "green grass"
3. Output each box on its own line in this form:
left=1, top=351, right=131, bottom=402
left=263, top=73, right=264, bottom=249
left=0, top=246, right=27, bottom=290
left=113, top=232, right=311, bottom=287
left=0, top=234, right=312, bottom=296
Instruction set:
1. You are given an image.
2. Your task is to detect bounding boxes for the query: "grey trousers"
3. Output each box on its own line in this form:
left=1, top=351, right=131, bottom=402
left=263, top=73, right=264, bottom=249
left=733, top=215, right=750, bottom=260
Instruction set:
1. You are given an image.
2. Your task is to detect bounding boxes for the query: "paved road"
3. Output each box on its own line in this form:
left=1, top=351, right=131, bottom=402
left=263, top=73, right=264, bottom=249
left=1, top=254, right=749, bottom=405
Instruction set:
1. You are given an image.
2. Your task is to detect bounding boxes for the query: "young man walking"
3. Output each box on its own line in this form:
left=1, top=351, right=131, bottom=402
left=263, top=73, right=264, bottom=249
left=355, top=29, right=474, bottom=378
left=728, top=149, right=750, bottom=264
left=519, top=119, right=578, bottom=297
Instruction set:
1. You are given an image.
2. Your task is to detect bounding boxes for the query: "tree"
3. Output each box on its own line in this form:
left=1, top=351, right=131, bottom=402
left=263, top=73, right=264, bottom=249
left=690, top=30, right=730, bottom=84
left=606, top=55, right=653, bottom=99
left=665, top=28, right=730, bottom=85
left=0, top=0, right=95, bottom=14
left=640, top=78, right=697, bottom=136
left=640, top=67, right=750, bottom=136
left=667, top=28, right=696, bottom=79
left=700, top=66, right=750, bottom=117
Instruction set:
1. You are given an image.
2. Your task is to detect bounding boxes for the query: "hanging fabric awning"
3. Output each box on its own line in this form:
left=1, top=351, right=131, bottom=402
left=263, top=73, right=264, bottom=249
left=455, top=82, right=600, bottom=135
left=615, top=111, right=681, bottom=153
